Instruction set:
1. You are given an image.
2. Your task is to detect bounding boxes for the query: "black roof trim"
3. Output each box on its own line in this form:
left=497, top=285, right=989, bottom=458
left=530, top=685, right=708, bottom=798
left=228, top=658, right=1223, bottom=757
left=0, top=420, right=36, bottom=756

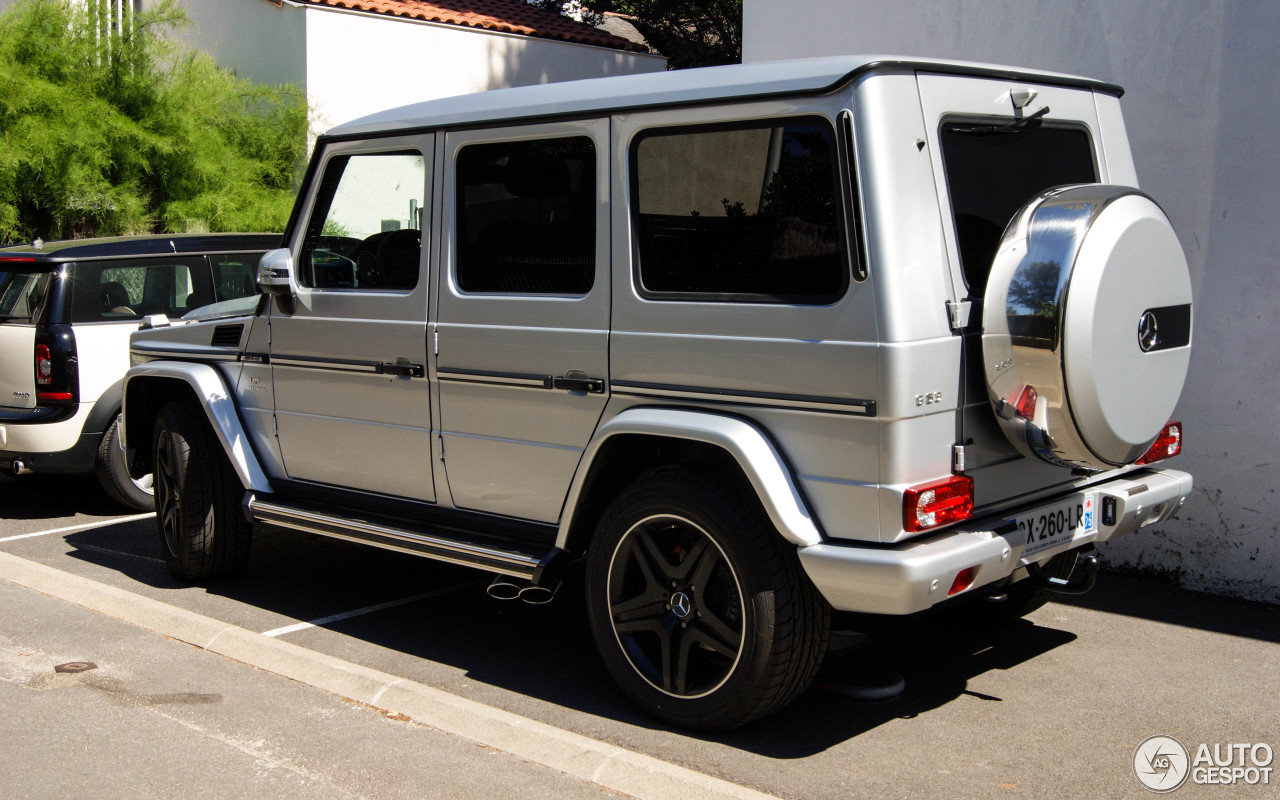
left=0, top=233, right=281, bottom=261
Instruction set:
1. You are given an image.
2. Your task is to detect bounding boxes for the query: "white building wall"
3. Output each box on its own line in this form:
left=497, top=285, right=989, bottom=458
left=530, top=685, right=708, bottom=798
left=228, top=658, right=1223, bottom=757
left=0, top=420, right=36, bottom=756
left=153, top=0, right=663, bottom=134
left=302, top=4, right=664, bottom=131
left=158, top=0, right=308, bottom=87
left=744, top=0, right=1280, bottom=604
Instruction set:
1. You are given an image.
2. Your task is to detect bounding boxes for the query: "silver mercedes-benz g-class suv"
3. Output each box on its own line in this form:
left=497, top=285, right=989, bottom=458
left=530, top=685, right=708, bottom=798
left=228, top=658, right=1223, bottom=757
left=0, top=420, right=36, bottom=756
left=122, top=56, right=1193, bottom=729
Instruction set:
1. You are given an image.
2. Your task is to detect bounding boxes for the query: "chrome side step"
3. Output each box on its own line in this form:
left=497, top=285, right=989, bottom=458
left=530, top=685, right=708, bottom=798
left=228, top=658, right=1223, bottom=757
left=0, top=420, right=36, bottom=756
left=246, top=494, right=557, bottom=581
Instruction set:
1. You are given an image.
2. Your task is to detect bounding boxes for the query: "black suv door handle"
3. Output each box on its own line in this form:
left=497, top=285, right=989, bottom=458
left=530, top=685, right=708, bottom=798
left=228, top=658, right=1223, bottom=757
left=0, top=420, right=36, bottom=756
left=553, top=376, right=605, bottom=394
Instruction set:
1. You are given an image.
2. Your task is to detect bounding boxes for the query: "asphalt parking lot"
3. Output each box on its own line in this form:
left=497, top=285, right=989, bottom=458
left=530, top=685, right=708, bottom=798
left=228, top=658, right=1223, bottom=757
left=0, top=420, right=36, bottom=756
left=2, top=472, right=1277, bottom=799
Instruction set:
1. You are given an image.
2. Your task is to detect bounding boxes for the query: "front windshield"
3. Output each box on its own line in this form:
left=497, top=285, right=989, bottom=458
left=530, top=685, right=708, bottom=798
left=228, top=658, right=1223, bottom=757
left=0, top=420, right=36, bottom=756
left=0, top=269, right=50, bottom=320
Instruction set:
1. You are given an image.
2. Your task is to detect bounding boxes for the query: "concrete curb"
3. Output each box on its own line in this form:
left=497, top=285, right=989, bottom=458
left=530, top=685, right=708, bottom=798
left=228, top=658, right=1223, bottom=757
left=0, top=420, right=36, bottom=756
left=0, top=551, right=780, bottom=800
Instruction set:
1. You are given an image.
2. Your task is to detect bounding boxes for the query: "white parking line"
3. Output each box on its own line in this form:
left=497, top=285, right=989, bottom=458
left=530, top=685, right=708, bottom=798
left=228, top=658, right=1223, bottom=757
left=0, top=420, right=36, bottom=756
left=262, top=582, right=483, bottom=637
left=0, top=513, right=155, bottom=543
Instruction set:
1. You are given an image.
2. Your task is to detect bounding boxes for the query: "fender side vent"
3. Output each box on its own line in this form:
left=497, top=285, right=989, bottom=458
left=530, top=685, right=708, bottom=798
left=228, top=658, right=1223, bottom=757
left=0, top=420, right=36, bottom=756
left=211, top=324, right=245, bottom=348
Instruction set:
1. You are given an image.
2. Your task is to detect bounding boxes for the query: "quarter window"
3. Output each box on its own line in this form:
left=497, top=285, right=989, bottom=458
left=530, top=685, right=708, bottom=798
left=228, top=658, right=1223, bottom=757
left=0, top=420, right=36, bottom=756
left=632, top=119, right=846, bottom=303
left=301, top=152, right=425, bottom=290
left=454, top=136, right=596, bottom=295
left=0, top=270, right=49, bottom=320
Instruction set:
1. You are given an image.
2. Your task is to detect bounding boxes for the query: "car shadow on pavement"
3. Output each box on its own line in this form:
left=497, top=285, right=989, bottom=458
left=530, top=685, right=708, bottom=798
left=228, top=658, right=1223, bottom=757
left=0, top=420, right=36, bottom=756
left=1050, top=571, right=1280, bottom=645
left=0, top=473, right=130, bottom=520
left=54, top=522, right=1082, bottom=758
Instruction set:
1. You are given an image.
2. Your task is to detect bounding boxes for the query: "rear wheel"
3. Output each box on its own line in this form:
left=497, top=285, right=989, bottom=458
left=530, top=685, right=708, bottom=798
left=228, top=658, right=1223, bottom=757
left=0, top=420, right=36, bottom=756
left=153, top=401, right=252, bottom=580
left=95, top=417, right=154, bottom=511
left=585, top=470, right=829, bottom=730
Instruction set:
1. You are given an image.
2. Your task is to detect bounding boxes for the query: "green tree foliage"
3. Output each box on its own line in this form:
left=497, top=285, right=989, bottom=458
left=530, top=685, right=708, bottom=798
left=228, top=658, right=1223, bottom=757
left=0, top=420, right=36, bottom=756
left=0, top=0, right=308, bottom=242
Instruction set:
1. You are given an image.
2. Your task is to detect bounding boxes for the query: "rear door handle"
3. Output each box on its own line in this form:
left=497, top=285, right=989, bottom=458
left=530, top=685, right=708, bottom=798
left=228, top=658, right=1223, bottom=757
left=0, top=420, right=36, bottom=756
left=553, top=376, right=605, bottom=394
left=381, top=361, right=425, bottom=378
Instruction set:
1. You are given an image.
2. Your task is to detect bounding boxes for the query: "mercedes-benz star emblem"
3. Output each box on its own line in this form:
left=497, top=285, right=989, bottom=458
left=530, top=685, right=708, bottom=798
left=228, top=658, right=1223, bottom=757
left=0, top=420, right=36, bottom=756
left=669, top=591, right=693, bottom=619
left=1138, top=311, right=1160, bottom=352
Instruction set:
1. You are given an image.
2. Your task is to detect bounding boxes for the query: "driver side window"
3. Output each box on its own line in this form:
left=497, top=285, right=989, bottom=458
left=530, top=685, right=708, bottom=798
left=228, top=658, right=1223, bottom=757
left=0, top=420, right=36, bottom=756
left=301, top=151, right=425, bottom=290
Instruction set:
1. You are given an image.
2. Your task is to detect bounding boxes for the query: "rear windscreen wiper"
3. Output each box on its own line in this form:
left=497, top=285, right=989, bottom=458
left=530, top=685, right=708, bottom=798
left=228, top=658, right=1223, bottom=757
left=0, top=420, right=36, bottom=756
left=950, top=106, right=1051, bottom=135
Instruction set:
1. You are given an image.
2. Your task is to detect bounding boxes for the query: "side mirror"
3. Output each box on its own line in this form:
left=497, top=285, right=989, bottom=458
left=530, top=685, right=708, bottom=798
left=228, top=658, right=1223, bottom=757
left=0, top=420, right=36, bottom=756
left=256, top=248, right=294, bottom=296
left=256, top=248, right=295, bottom=314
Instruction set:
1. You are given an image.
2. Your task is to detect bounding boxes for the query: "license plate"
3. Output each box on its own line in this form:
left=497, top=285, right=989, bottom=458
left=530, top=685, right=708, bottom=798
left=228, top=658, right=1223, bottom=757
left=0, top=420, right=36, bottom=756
left=1011, top=494, right=1096, bottom=559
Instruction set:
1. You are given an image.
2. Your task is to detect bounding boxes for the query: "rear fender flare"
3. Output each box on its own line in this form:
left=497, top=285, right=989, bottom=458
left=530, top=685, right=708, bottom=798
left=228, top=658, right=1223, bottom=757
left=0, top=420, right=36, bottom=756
left=557, top=407, right=823, bottom=549
left=123, top=362, right=272, bottom=493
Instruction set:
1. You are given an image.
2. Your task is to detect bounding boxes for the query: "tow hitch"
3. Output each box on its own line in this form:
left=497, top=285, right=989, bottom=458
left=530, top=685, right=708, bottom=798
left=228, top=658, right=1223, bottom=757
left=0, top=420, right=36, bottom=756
left=1026, top=545, right=1100, bottom=595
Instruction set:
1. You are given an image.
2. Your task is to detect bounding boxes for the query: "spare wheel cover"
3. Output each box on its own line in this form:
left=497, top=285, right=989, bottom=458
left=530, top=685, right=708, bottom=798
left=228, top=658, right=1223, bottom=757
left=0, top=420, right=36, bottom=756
left=981, top=185, right=1192, bottom=470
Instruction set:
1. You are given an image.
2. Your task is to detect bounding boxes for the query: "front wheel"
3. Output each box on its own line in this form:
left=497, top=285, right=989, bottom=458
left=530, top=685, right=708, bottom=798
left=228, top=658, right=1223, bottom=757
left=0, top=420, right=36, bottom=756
left=153, top=401, right=252, bottom=580
left=585, top=470, right=829, bottom=730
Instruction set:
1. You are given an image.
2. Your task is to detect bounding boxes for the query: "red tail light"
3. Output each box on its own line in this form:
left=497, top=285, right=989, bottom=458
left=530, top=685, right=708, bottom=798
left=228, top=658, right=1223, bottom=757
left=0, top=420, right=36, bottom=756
left=1012, top=385, right=1038, bottom=420
left=903, top=475, right=974, bottom=532
left=35, top=344, right=52, bottom=386
left=1136, top=421, right=1182, bottom=465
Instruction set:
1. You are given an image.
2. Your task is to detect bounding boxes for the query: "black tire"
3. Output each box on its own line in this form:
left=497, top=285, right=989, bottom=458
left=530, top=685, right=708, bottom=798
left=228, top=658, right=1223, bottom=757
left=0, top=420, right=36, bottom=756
left=951, top=550, right=1079, bottom=625
left=152, top=401, right=252, bottom=580
left=95, top=417, right=154, bottom=511
left=585, top=470, right=829, bottom=730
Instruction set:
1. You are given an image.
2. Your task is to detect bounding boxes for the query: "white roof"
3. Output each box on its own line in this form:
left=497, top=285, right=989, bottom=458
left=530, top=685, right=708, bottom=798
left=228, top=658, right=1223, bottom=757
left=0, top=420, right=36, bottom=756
left=326, top=55, right=1119, bottom=137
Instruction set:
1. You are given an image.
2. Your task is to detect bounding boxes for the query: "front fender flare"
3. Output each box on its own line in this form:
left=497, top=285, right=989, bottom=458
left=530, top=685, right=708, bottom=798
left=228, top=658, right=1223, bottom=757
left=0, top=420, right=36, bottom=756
left=123, top=361, right=272, bottom=493
left=558, top=407, right=823, bottom=549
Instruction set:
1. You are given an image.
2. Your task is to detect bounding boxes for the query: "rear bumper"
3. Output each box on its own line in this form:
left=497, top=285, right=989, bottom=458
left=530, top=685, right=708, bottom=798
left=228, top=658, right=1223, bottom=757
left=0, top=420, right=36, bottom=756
left=798, top=468, right=1193, bottom=615
left=0, top=404, right=97, bottom=474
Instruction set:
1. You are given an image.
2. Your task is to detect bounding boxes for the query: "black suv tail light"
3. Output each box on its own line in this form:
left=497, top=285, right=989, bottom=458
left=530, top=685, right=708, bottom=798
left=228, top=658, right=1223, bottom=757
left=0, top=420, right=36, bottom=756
left=34, top=323, right=78, bottom=403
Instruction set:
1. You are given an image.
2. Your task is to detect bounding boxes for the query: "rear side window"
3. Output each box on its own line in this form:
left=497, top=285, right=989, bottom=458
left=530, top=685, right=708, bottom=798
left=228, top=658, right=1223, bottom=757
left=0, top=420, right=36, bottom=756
left=454, top=136, right=596, bottom=295
left=940, top=122, right=1097, bottom=296
left=210, top=254, right=262, bottom=303
left=70, top=258, right=210, bottom=321
left=0, top=269, right=50, bottom=321
left=631, top=118, right=846, bottom=304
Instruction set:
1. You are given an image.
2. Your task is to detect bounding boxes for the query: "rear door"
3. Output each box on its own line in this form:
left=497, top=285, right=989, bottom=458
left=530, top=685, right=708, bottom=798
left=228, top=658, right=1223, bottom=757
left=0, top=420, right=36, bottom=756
left=435, top=120, right=609, bottom=523
left=270, top=135, right=436, bottom=502
left=917, top=74, right=1109, bottom=505
left=0, top=263, right=50, bottom=411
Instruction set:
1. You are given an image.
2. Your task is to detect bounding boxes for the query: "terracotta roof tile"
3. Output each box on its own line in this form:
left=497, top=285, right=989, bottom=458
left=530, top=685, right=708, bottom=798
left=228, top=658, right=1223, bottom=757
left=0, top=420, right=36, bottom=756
left=300, top=0, right=647, bottom=51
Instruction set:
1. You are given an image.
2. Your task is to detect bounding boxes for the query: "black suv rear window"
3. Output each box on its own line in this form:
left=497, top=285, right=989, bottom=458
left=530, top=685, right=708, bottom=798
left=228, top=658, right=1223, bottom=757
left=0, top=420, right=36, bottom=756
left=940, top=122, right=1096, bottom=296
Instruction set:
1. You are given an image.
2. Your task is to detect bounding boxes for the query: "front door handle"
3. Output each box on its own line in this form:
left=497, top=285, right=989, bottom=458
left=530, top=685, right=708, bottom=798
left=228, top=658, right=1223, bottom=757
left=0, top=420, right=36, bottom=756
left=553, top=376, right=605, bottom=394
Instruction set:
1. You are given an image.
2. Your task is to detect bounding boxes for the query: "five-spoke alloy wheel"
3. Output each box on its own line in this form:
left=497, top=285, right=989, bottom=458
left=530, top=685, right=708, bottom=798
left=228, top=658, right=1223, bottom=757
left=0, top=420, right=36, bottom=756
left=605, top=512, right=746, bottom=699
left=586, top=470, right=829, bottom=730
